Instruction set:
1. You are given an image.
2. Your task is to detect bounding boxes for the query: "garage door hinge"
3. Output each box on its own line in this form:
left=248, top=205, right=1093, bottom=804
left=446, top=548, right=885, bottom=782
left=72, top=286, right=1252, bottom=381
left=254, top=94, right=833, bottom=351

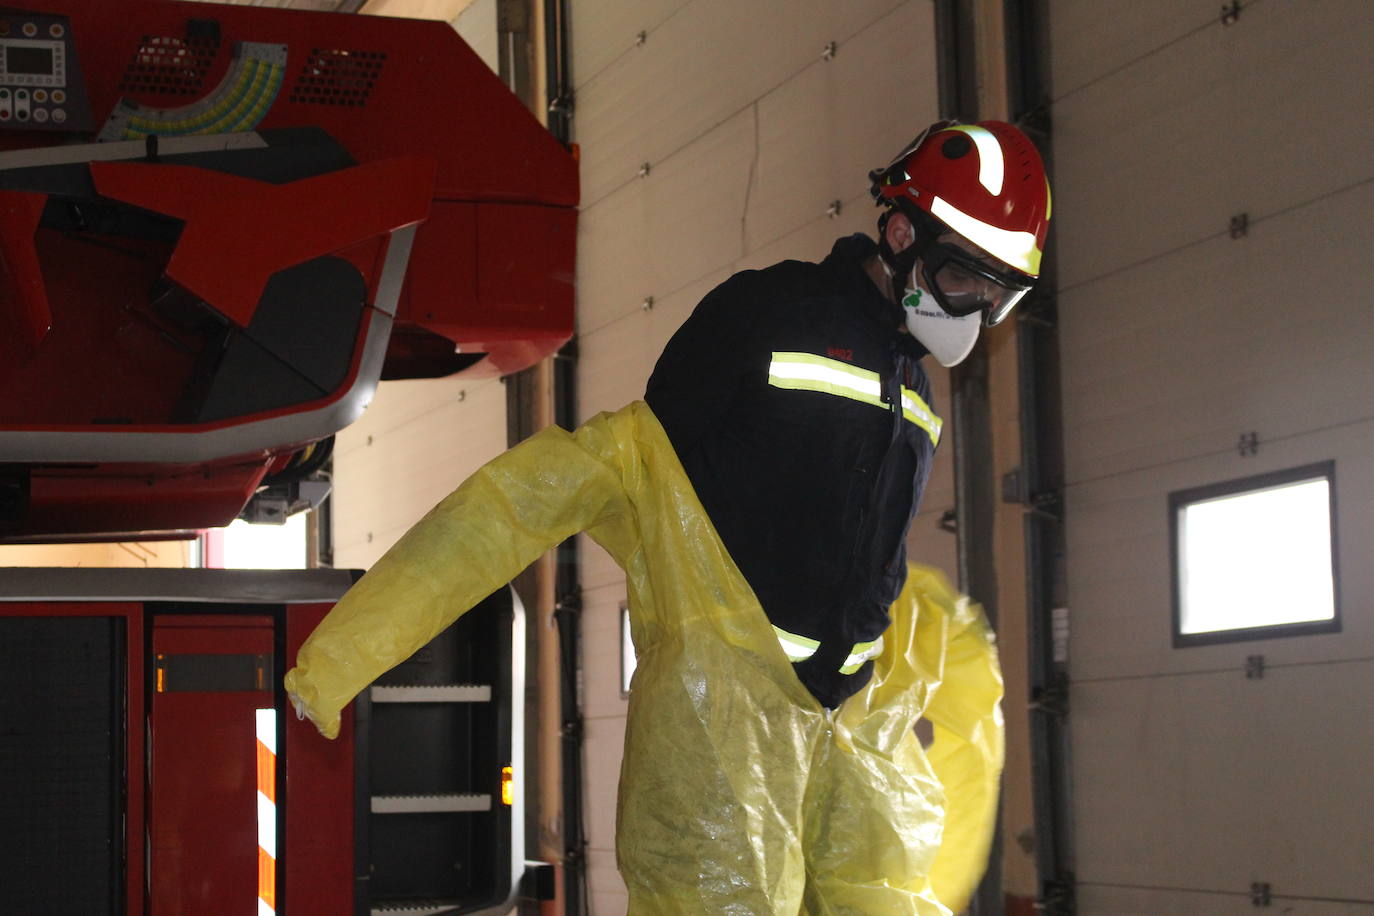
left=1250, top=881, right=1272, bottom=906
left=1221, top=1, right=1243, bottom=27
left=1245, top=654, right=1265, bottom=679
left=1037, top=874, right=1076, bottom=914
left=1030, top=673, right=1069, bottom=720
left=1028, top=489, right=1063, bottom=522
left=1016, top=293, right=1057, bottom=329
left=548, top=91, right=574, bottom=117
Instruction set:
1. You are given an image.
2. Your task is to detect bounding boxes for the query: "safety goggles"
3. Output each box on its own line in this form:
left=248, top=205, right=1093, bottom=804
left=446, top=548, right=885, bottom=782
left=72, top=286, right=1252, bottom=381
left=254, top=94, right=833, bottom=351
left=918, top=241, right=1034, bottom=327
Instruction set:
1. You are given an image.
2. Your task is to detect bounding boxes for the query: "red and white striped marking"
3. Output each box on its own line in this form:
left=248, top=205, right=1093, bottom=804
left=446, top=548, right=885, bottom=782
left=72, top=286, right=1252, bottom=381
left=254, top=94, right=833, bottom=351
left=256, top=709, right=277, bottom=916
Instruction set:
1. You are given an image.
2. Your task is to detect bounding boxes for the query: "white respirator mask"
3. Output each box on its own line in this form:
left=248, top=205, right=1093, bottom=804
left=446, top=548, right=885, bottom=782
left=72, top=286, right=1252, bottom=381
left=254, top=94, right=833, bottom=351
left=901, top=281, right=980, bottom=368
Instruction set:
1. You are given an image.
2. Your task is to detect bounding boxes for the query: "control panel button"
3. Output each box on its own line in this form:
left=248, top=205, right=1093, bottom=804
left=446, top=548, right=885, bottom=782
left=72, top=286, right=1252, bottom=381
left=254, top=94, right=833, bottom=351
left=32, top=107, right=47, bottom=123
left=0, top=21, right=10, bottom=36
left=21, top=21, right=36, bottom=37
left=33, top=89, right=46, bottom=103
left=51, top=107, right=65, bottom=123
left=51, top=89, right=65, bottom=104
left=49, top=23, right=64, bottom=38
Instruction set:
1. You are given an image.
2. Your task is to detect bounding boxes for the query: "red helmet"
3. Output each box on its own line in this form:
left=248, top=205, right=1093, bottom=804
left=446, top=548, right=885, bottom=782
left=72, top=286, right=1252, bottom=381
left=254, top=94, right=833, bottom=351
left=871, top=120, right=1051, bottom=281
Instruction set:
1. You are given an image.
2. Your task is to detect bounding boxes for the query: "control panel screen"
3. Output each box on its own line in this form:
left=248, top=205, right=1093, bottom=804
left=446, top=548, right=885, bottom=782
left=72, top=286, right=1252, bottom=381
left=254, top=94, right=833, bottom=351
left=6, top=45, right=53, bottom=76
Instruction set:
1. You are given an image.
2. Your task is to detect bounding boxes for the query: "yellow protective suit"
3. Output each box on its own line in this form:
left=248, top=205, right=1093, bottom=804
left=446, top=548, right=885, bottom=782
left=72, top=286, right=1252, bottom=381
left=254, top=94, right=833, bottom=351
left=285, top=401, right=1003, bottom=915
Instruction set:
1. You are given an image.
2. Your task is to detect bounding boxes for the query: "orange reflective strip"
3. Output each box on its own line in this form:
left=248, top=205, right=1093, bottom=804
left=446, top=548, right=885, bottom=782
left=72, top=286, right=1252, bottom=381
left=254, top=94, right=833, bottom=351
left=256, top=739, right=276, bottom=805
left=258, top=846, right=276, bottom=909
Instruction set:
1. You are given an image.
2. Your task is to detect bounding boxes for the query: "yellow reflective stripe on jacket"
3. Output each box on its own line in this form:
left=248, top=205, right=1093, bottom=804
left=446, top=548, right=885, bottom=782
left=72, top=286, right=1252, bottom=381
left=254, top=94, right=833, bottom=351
left=768, top=352, right=942, bottom=447
left=839, top=636, right=885, bottom=675
left=774, top=626, right=885, bottom=674
left=773, top=625, right=819, bottom=663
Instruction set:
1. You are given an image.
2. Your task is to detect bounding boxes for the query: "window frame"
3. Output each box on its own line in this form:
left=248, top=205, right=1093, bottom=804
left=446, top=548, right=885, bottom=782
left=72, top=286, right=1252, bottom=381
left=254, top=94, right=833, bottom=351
left=1169, top=460, right=1341, bottom=648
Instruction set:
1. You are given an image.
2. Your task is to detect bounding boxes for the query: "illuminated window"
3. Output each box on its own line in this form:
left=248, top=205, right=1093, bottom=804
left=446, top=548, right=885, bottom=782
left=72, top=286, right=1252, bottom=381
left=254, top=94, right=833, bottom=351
left=215, top=514, right=310, bottom=570
left=1170, top=462, right=1339, bottom=646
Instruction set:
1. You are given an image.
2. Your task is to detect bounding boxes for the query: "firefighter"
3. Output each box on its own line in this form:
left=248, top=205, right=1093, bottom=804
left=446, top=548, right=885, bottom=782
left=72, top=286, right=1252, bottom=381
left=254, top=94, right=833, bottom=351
left=287, top=119, right=1049, bottom=914
left=645, top=119, right=1050, bottom=710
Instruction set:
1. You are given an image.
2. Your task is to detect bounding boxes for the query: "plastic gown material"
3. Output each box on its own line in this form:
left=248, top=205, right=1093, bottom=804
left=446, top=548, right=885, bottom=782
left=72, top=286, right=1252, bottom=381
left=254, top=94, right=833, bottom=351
left=285, top=401, right=1004, bottom=915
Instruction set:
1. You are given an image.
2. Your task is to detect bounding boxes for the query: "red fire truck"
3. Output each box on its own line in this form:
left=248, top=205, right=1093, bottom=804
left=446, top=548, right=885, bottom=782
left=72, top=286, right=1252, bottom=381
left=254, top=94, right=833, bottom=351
left=0, top=2, right=575, bottom=912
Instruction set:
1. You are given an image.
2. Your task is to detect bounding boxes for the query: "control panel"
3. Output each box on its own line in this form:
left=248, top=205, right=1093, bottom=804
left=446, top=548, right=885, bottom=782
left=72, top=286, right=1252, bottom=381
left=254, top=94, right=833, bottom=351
left=0, top=8, right=92, bottom=130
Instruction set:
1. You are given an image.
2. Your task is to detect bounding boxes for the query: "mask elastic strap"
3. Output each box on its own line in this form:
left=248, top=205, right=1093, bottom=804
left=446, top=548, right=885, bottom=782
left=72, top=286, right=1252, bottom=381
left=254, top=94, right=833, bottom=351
left=877, top=206, right=940, bottom=302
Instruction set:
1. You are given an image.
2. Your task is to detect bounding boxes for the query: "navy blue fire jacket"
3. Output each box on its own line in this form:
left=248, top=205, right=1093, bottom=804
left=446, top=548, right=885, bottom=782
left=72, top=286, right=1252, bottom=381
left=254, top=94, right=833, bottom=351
left=646, top=234, right=942, bottom=708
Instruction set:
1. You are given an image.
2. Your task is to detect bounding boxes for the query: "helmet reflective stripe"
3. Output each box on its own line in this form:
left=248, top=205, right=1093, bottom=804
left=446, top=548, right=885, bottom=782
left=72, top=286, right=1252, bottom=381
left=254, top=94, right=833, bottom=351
left=768, top=352, right=943, bottom=447
left=839, top=636, right=885, bottom=675
left=930, top=196, right=1042, bottom=276
left=773, top=625, right=819, bottom=662
left=943, top=125, right=1004, bottom=196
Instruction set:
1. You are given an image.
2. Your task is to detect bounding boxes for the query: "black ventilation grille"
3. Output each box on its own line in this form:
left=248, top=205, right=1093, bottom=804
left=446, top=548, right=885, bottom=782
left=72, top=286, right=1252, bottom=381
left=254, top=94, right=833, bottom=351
left=118, top=34, right=220, bottom=97
left=289, top=48, right=386, bottom=108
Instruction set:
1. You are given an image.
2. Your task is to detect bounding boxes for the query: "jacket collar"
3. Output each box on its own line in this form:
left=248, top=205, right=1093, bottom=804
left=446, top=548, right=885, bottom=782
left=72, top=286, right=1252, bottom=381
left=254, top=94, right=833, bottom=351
left=823, top=234, right=928, bottom=361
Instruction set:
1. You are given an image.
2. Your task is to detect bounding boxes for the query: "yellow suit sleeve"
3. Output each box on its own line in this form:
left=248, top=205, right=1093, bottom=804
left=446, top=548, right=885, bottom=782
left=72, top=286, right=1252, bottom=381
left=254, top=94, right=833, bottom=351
left=922, top=594, right=1006, bottom=913
left=283, top=420, right=629, bottom=739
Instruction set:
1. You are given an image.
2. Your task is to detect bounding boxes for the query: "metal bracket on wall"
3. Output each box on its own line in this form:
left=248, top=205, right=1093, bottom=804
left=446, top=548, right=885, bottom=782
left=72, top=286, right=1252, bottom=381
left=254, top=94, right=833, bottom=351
left=999, top=469, right=1063, bottom=521
left=1230, top=212, right=1250, bottom=239
left=1016, top=103, right=1052, bottom=142
left=1250, top=881, right=1272, bottom=906
left=821, top=41, right=837, bottom=62
left=548, top=92, right=574, bottom=117
left=1028, top=489, right=1064, bottom=523
left=1016, top=293, right=1057, bottom=329
left=1237, top=431, right=1260, bottom=456
left=938, top=508, right=958, bottom=534
left=1245, top=655, right=1265, bottom=679
left=1221, top=1, right=1243, bottom=27
left=1029, top=674, right=1070, bottom=720
left=1037, top=874, right=1076, bottom=914
left=1001, top=467, right=1025, bottom=504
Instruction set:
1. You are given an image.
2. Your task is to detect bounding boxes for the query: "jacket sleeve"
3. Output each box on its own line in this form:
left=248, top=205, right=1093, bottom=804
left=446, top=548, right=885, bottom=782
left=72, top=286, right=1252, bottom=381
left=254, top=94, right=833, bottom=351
left=644, top=269, right=762, bottom=456
left=284, top=421, right=629, bottom=739
left=922, top=598, right=1006, bottom=913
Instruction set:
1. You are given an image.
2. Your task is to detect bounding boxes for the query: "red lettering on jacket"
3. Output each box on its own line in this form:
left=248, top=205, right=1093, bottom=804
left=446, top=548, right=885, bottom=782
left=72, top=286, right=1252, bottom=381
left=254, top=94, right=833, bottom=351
left=827, top=347, right=854, bottom=362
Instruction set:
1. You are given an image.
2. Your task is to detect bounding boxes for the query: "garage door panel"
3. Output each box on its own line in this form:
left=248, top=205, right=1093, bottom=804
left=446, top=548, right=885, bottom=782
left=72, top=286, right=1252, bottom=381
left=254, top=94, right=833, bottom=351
left=1048, top=0, right=1215, bottom=101
left=577, top=185, right=653, bottom=331
left=574, top=0, right=904, bottom=207
left=571, top=0, right=684, bottom=93
left=578, top=266, right=731, bottom=418
left=749, top=0, right=938, bottom=254
left=1226, top=0, right=1374, bottom=221
left=1072, top=662, right=1374, bottom=901
left=577, top=109, right=755, bottom=333
left=1054, top=1, right=1374, bottom=290
left=1060, top=181, right=1374, bottom=484
left=1052, top=28, right=1231, bottom=288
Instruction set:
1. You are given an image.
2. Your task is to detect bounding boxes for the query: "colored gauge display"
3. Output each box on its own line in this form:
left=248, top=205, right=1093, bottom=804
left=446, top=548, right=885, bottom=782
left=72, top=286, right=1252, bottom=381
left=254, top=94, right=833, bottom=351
left=99, top=41, right=286, bottom=140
